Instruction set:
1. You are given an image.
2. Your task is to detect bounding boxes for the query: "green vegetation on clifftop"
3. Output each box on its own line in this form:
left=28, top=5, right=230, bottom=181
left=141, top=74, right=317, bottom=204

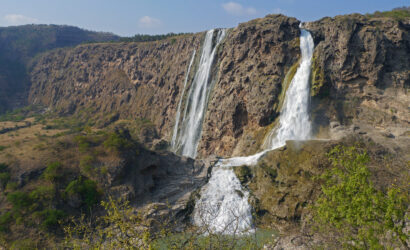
left=367, top=7, right=410, bottom=21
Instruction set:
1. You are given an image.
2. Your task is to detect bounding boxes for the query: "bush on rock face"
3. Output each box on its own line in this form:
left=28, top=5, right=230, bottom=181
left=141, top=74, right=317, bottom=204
left=103, top=129, right=133, bottom=152
left=34, top=209, right=66, bottom=230
left=0, top=163, right=10, bottom=189
left=65, top=178, right=101, bottom=208
left=42, top=161, right=63, bottom=182
left=312, top=145, right=408, bottom=249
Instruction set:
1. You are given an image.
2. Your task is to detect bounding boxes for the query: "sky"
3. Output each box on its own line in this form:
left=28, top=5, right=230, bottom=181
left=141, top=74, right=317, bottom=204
left=0, top=0, right=408, bottom=36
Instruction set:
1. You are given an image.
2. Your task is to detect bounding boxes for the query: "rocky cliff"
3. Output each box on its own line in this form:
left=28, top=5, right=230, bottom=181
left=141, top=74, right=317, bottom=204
left=305, top=14, right=409, bottom=159
left=27, top=14, right=409, bottom=159
left=0, top=24, right=120, bottom=113
left=29, top=34, right=203, bottom=138
left=198, top=15, right=301, bottom=157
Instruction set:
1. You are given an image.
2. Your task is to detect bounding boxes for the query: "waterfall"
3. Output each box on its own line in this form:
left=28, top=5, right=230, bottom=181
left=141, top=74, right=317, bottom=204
left=193, top=169, right=253, bottom=234
left=264, top=29, right=313, bottom=149
left=193, top=29, right=314, bottom=234
left=171, top=50, right=196, bottom=151
left=173, top=29, right=226, bottom=158
left=216, top=29, right=314, bottom=167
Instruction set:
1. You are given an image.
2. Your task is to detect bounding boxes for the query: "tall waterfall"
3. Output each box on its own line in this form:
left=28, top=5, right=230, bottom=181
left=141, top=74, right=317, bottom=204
left=216, top=29, right=314, bottom=167
left=171, top=50, right=196, bottom=150
left=264, top=29, right=313, bottom=149
left=193, top=29, right=314, bottom=234
left=172, top=29, right=226, bottom=158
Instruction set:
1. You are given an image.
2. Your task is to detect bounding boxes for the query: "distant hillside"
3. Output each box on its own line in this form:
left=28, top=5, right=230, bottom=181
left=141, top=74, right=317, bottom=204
left=0, top=24, right=120, bottom=113
left=0, top=24, right=120, bottom=62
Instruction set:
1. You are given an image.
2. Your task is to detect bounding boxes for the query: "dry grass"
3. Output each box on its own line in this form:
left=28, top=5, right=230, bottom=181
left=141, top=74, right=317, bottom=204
left=0, top=118, right=67, bottom=171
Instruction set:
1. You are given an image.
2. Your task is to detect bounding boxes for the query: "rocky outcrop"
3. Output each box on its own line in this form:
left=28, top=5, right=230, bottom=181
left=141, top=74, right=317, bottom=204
left=305, top=15, right=410, bottom=158
left=238, top=136, right=408, bottom=248
left=109, top=147, right=212, bottom=218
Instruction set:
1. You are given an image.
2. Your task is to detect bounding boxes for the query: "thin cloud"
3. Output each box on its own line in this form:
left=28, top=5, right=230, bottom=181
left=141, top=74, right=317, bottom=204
left=272, top=8, right=286, bottom=14
left=222, top=2, right=257, bottom=16
left=2, top=14, right=39, bottom=26
left=138, top=16, right=162, bottom=29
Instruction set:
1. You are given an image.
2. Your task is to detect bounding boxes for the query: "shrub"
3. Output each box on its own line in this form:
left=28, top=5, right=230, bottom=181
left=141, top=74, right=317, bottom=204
left=0, top=212, right=12, bottom=232
left=312, top=145, right=409, bottom=248
left=10, top=238, right=38, bottom=250
left=0, top=164, right=10, bottom=189
left=103, top=130, right=133, bottom=151
left=34, top=209, right=66, bottom=230
left=7, top=191, right=32, bottom=211
left=0, top=172, right=11, bottom=189
left=79, top=155, right=95, bottom=175
left=0, top=163, right=8, bottom=172
left=42, top=161, right=63, bottom=181
left=64, top=198, right=154, bottom=249
left=5, top=182, right=18, bottom=191
left=65, top=178, right=100, bottom=208
left=29, top=185, right=55, bottom=202
left=74, top=135, right=91, bottom=152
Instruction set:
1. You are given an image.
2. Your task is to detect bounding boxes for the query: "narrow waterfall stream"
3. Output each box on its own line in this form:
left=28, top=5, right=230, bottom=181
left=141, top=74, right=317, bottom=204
left=170, top=50, right=196, bottom=150
left=172, top=29, right=226, bottom=158
left=193, top=29, right=315, bottom=234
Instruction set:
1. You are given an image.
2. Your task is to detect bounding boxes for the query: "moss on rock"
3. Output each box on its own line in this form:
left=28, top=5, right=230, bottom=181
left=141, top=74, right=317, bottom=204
left=273, top=59, right=300, bottom=113
left=310, top=53, right=326, bottom=97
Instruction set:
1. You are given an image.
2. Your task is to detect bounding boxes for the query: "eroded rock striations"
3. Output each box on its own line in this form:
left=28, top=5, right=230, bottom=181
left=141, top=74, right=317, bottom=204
left=305, top=15, right=410, bottom=159
left=27, top=14, right=409, bottom=159
left=29, top=34, right=203, bottom=138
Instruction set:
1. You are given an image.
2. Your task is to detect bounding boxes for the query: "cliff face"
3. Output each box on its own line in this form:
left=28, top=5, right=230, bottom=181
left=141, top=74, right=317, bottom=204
left=28, top=15, right=301, bottom=157
left=29, top=34, right=203, bottom=137
left=0, top=24, right=120, bottom=113
left=197, top=15, right=300, bottom=157
left=305, top=15, right=409, bottom=157
left=27, top=14, right=409, bottom=158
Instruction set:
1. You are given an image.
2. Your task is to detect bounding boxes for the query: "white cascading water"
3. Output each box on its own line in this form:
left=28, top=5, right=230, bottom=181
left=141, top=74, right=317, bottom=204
left=173, top=29, right=226, bottom=158
left=193, top=169, right=253, bottom=234
left=170, top=50, right=196, bottom=150
left=193, top=29, right=314, bottom=234
left=264, top=29, right=313, bottom=149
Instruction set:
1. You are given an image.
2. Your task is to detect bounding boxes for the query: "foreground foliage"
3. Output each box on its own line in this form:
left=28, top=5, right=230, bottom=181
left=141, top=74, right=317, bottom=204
left=63, top=197, right=270, bottom=249
left=64, top=198, right=155, bottom=249
left=312, top=145, right=409, bottom=249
